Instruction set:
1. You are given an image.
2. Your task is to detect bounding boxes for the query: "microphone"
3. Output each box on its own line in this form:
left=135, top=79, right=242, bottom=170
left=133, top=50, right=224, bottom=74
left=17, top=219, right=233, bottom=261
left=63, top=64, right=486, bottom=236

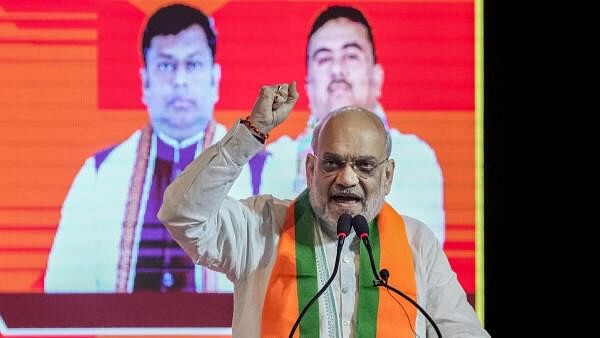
left=351, top=214, right=382, bottom=283
left=288, top=213, right=352, bottom=338
left=379, top=268, right=390, bottom=284
left=336, top=213, right=353, bottom=242
left=352, top=214, right=442, bottom=338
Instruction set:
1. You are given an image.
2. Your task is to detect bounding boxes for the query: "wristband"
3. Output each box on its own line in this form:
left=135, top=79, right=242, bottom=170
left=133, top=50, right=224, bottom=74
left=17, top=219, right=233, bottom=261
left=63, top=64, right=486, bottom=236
left=240, top=116, right=269, bottom=144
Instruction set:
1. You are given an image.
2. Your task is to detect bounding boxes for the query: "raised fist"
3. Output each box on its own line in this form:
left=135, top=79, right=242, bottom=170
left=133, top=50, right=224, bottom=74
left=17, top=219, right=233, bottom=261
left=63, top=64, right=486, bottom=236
left=248, top=81, right=299, bottom=134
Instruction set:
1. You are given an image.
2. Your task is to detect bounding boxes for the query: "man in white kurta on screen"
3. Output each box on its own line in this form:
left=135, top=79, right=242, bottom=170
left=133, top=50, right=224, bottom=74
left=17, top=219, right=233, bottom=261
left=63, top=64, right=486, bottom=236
left=45, top=3, right=251, bottom=293
left=254, top=5, right=445, bottom=244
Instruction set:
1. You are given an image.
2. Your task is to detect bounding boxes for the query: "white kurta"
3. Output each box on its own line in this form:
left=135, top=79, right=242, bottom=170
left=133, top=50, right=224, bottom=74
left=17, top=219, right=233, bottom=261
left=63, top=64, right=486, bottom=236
left=45, top=123, right=253, bottom=293
left=158, top=121, right=489, bottom=338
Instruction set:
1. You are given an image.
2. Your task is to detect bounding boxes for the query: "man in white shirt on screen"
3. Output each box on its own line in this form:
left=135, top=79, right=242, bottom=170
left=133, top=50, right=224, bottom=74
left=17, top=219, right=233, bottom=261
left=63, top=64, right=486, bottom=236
left=256, top=5, right=445, bottom=243
left=45, top=3, right=251, bottom=293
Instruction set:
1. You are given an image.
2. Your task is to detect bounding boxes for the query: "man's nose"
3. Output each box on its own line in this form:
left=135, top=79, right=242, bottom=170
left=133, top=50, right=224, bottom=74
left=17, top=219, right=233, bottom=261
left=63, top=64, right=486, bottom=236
left=330, top=56, right=347, bottom=77
left=173, top=65, right=189, bottom=87
left=334, top=163, right=360, bottom=187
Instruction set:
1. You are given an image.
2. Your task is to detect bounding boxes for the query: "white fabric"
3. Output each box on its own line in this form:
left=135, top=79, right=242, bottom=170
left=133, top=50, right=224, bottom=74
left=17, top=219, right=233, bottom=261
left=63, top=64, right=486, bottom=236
left=158, top=121, right=489, bottom=338
left=260, top=109, right=445, bottom=243
left=45, top=123, right=253, bottom=293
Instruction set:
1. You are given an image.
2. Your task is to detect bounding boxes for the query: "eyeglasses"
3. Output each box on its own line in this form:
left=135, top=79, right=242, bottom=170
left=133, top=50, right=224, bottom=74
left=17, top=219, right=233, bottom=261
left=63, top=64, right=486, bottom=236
left=313, top=154, right=388, bottom=178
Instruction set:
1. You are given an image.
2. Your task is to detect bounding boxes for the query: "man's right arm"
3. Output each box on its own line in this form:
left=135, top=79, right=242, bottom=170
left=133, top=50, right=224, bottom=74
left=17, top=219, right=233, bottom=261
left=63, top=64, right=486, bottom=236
left=158, top=122, right=267, bottom=280
left=45, top=157, right=101, bottom=292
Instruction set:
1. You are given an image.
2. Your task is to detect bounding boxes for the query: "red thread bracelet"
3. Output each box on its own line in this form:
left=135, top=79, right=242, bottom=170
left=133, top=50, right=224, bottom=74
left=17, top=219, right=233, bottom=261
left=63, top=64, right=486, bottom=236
left=240, top=116, right=269, bottom=143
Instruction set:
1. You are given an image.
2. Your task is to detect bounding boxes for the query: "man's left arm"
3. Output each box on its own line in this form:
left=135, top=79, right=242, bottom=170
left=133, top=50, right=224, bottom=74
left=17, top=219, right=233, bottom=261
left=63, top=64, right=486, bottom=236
left=422, top=230, right=491, bottom=337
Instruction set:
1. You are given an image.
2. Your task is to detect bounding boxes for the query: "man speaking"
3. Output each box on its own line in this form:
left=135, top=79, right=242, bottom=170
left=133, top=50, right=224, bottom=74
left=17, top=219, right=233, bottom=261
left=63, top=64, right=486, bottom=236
left=158, top=82, right=488, bottom=337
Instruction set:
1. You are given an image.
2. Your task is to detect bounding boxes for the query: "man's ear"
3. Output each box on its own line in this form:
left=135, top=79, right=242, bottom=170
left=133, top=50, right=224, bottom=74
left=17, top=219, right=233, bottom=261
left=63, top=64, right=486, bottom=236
left=383, top=158, right=395, bottom=195
left=304, top=73, right=313, bottom=108
left=212, top=63, right=221, bottom=104
left=140, top=67, right=149, bottom=88
left=372, top=63, right=384, bottom=99
left=140, top=67, right=149, bottom=105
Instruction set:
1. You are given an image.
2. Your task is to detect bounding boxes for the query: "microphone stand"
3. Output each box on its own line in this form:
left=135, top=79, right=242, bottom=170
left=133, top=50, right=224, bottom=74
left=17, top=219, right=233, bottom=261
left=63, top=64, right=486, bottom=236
left=361, top=236, right=383, bottom=281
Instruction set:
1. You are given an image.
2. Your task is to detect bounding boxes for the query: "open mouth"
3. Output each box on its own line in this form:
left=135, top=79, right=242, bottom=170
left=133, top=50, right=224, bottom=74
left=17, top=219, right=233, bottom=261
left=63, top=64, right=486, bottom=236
left=331, top=194, right=362, bottom=205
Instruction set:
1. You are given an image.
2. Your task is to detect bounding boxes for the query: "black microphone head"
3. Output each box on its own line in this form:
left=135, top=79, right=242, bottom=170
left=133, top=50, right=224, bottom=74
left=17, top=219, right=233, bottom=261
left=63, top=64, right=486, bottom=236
left=380, top=268, right=390, bottom=282
left=351, top=215, right=369, bottom=239
left=337, top=213, right=352, bottom=238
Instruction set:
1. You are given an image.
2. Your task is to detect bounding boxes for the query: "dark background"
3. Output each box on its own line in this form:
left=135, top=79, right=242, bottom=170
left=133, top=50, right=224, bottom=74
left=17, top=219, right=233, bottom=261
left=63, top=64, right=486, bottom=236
left=484, top=0, right=521, bottom=336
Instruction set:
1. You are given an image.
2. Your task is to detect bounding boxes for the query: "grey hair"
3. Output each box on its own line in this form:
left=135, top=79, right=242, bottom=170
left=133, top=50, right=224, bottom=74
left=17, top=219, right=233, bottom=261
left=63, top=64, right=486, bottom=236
left=311, top=107, right=392, bottom=158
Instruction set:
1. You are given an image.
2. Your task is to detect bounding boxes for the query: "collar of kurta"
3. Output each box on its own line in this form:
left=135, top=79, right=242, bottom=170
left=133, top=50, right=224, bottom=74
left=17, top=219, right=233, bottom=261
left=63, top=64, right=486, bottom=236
left=261, top=190, right=418, bottom=338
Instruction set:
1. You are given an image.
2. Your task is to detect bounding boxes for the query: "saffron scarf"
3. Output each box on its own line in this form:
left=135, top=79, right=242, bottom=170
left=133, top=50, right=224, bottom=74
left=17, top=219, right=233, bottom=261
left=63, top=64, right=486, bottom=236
left=261, top=190, right=417, bottom=337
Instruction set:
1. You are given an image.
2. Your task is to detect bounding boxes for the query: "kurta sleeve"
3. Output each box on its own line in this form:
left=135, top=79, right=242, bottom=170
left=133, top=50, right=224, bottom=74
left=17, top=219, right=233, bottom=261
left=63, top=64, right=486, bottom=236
left=45, top=157, right=101, bottom=292
left=158, top=121, right=290, bottom=282
left=416, top=221, right=490, bottom=337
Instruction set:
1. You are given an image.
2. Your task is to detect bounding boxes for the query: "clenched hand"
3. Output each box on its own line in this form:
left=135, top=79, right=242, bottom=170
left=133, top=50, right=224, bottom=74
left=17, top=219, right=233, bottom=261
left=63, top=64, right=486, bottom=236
left=248, top=81, right=299, bottom=135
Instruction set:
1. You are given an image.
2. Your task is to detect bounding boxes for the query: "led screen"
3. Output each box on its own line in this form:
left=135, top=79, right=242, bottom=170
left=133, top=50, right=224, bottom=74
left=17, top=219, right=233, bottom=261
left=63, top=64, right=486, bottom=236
left=0, top=0, right=483, bottom=336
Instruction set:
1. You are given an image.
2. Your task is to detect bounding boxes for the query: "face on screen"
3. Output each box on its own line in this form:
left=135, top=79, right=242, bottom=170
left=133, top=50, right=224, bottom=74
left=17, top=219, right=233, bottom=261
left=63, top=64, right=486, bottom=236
left=306, top=109, right=393, bottom=228
left=306, top=18, right=383, bottom=121
left=141, top=24, right=220, bottom=141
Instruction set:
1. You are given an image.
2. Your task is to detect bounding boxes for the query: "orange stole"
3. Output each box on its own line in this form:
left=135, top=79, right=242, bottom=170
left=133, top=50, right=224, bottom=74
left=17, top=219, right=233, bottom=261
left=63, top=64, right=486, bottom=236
left=374, top=203, right=418, bottom=337
left=261, top=200, right=301, bottom=338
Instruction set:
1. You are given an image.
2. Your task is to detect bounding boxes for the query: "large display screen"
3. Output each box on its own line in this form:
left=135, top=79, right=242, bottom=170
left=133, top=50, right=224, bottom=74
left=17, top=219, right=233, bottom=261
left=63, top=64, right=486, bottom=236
left=0, top=0, right=483, bottom=336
